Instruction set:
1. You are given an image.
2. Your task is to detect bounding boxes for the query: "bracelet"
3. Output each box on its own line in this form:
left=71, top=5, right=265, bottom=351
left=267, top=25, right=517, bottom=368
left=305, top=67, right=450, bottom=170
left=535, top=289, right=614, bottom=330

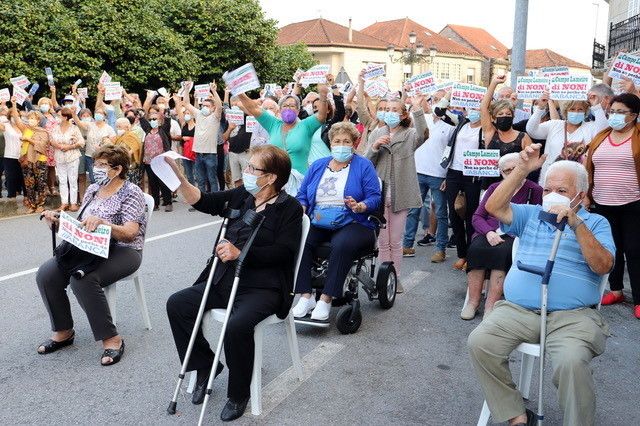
left=570, top=219, right=585, bottom=232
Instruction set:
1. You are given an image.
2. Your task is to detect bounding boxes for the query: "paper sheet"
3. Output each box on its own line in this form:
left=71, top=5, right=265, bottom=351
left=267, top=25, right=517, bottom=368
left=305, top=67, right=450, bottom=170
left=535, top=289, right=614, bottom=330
left=150, top=151, right=190, bottom=191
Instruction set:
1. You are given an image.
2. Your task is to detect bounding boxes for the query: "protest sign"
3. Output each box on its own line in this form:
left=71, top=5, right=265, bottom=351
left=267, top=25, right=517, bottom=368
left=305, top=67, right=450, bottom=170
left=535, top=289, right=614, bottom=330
left=225, top=109, right=245, bottom=125
left=177, top=81, right=193, bottom=97
left=222, top=63, right=261, bottom=96
left=608, top=52, right=640, bottom=85
left=157, top=87, right=169, bottom=98
left=58, top=212, right=112, bottom=259
left=340, top=81, right=353, bottom=94
left=77, top=88, right=88, bottom=99
left=364, top=78, right=389, bottom=98
left=407, top=71, right=437, bottom=95
left=99, top=71, right=111, bottom=84
left=539, top=66, right=570, bottom=77
left=194, top=84, right=210, bottom=99
left=103, top=82, right=122, bottom=101
left=10, top=75, right=30, bottom=89
left=300, top=64, right=330, bottom=86
left=150, top=151, right=190, bottom=191
left=0, top=88, right=10, bottom=102
left=450, top=83, right=487, bottom=109
left=293, top=68, right=304, bottom=82
left=463, top=149, right=500, bottom=177
left=364, top=64, right=386, bottom=80
left=245, top=116, right=258, bottom=133
left=549, top=75, right=590, bottom=101
left=12, top=85, right=28, bottom=105
left=264, top=83, right=277, bottom=97
left=45, top=67, right=54, bottom=86
left=516, top=76, right=550, bottom=100
left=28, top=83, right=40, bottom=96
left=435, top=81, right=454, bottom=93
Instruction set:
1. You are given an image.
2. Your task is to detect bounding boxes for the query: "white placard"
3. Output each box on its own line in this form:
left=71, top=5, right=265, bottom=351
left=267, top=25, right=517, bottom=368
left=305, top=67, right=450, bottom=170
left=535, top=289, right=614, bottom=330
left=516, top=76, right=550, bottom=100
left=225, top=109, right=245, bottom=125
left=157, top=87, right=169, bottom=98
left=300, top=64, right=330, bottom=85
left=539, top=66, right=570, bottom=77
left=222, top=63, right=261, bottom=96
left=549, top=75, right=590, bottom=101
left=608, top=52, right=640, bottom=86
left=77, top=87, right=88, bottom=99
left=450, top=83, right=487, bottom=109
left=364, top=64, right=386, bottom=80
left=45, top=67, right=54, bottom=86
left=150, top=151, right=190, bottom=192
left=103, top=82, right=122, bottom=101
left=99, top=71, right=112, bottom=84
left=12, top=85, right=28, bottom=105
left=0, top=88, right=10, bottom=102
left=58, top=211, right=112, bottom=259
left=407, top=71, right=437, bottom=95
left=245, top=116, right=258, bottom=133
left=10, top=75, right=30, bottom=89
left=463, top=149, right=500, bottom=177
left=194, top=84, right=210, bottom=99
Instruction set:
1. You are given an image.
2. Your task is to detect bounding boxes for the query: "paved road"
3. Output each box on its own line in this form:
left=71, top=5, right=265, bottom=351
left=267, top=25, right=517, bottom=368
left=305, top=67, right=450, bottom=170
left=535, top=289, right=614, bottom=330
left=1, top=199, right=638, bottom=425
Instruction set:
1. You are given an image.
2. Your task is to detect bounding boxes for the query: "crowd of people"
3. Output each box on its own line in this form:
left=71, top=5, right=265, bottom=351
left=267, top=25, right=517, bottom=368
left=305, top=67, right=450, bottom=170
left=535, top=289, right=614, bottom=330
left=13, top=62, right=639, bottom=423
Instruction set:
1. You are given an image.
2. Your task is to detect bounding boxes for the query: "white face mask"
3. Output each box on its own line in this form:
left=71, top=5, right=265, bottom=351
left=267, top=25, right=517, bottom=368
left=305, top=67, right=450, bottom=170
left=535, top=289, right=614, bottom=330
left=117, top=129, right=125, bottom=136
left=304, top=104, right=314, bottom=116
left=542, top=192, right=579, bottom=212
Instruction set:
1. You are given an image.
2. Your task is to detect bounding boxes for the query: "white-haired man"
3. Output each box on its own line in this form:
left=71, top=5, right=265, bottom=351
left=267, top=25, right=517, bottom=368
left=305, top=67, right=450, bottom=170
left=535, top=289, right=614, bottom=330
left=497, top=85, right=530, bottom=122
left=468, top=144, right=615, bottom=426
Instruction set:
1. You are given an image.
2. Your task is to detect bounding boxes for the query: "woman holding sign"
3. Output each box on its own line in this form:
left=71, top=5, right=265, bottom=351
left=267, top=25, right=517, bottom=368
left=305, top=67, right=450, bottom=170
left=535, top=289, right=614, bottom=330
left=36, top=144, right=147, bottom=366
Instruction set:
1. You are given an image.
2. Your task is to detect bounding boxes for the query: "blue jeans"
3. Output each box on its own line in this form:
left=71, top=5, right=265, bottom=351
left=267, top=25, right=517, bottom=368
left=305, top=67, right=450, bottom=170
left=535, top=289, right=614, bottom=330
left=85, top=156, right=95, bottom=183
left=182, top=159, right=195, bottom=185
left=195, top=153, right=219, bottom=193
left=403, top=174, right=448, bottom=251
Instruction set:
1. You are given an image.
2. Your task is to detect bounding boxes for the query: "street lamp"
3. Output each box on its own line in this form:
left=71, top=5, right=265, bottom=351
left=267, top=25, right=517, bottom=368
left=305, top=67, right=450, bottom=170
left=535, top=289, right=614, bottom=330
left=387, top=32, right=437, bottom=78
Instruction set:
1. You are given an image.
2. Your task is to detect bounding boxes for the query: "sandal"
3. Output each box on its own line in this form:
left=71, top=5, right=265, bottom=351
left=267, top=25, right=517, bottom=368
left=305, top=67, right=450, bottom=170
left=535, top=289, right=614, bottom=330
left=101, top=340, right=125, bottom=366
left=37, top=331, right=75, bottom=354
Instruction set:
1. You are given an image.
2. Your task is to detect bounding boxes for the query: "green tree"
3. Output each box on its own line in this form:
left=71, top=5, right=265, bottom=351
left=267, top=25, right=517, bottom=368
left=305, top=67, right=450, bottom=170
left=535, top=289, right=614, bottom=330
left=261, top=43, right=318, bottom=86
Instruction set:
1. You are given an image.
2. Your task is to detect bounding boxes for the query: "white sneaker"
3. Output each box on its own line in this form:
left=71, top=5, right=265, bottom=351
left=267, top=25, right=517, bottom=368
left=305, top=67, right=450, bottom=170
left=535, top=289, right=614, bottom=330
left=310, top=300, right=332, bottom=321
left=292, top=297, right=316, bottom=318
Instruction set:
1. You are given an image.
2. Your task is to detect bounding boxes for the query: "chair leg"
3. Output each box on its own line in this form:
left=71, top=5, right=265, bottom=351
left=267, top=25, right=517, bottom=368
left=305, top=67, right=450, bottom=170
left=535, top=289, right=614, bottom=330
left=105, top=284, right=117, bottom=326
left=134, top=276, right=152, bottom=330
left=187, top=371, right=197, bottom=394
left=518, top=352, right=536, bottom=400
left=477, top=400, right=491, bottom=426
left=250, top=324, right=264, bottom=416
left=285, top=314, right=304, bottom=380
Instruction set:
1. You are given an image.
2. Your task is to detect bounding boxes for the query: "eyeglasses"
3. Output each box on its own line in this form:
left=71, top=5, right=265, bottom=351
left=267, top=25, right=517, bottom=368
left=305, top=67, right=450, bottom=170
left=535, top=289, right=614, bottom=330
left=244, top=163, right=267, bottom=174
left=608, top=110, right=633, bottom=115
left=501, top=167, right=515, bottom=174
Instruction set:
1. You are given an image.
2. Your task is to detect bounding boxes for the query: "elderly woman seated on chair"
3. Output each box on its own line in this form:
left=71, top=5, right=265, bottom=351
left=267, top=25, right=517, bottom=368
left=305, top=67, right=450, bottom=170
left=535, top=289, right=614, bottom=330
left=165, top=145, right=302, bottom=422
left=461, top=153, right=543, bottom=320
left=293, top=122, right=381, bottom=322
left=36, top=144, right=147, bottom=366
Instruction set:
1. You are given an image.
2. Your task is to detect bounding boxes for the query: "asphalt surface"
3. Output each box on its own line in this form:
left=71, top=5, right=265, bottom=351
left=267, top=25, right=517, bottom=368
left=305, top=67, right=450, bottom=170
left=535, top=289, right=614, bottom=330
left=1, top=198, right=639, bottom=425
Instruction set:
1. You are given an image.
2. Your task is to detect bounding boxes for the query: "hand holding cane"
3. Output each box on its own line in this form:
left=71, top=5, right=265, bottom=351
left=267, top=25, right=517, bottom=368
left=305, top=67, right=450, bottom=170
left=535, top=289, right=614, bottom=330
left=197, top=210, right=265, bottom=426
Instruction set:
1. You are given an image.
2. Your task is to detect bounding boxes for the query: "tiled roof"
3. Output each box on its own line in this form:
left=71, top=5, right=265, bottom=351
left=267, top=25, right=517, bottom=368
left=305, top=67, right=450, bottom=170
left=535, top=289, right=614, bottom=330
left=526, top=49, right=591, bottom=70
left=277, top=18, right=389, bottom=50
left=361, top=18, right=480, bottom=57
left=441, top=24, right=509, bottom=59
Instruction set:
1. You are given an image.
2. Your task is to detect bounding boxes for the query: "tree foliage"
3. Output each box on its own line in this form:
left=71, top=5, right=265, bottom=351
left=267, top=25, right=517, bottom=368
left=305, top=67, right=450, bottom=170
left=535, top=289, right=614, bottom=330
left=0, top=0, right=316, bottom=97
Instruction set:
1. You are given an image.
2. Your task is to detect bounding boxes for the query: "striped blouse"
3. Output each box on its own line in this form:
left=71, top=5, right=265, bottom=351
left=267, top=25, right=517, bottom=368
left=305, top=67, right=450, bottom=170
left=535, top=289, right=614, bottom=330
left=592, top=136, right=640, bottom=206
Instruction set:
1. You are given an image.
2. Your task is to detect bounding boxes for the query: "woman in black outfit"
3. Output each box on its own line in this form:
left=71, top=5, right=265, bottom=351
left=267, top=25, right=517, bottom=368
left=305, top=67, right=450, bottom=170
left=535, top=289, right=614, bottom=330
left=165, top=145, right=302, bottom=422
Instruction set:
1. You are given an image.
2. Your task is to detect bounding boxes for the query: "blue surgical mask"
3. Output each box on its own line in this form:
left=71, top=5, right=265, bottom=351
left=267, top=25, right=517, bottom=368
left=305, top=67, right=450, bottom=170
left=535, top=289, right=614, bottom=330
left=384, top=111, right=401, bottom=128
left=467, top=110, right=481, bottom=123
left=242, top=172, right=266, bottom=195
left=94, top=112, right=105, bottom=122
left=567, top=111, right=585, bottom=125
left=184, top=114, right=192, bottom=122
left=376, top=111, right=386, bottom=121
left=331, top=146, right=353, bottom=163
left=201, top=106, right=211, bottom=116
left=149, top=119, right=158, bottom=129
left=608, top=113, right=627, bottom=131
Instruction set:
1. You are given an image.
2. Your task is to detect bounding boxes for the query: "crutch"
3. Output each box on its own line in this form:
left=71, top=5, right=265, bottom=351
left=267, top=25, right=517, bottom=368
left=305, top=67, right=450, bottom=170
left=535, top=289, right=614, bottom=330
left=167, top=206, right=241, bottom=415
left=515, top=210, right=568, bottom=425
left=197, top=209, right=265, bottom=426
left=39, top=212, right=59, bottom=254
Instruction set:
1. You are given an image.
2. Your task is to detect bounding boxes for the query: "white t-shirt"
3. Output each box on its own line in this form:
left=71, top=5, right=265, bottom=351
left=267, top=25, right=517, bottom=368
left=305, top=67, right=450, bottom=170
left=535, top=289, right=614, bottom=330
left=193, top=110, right=221, bottom=154
left=2, top=121, right=22, bottom=159
left=85, top=122, right=116, bottom=156
left=451, top=123, right=481, bottom=172
left=170, top=119, right=182, bottom=151
left=415, top=115, right=455, bottom=178
left=315, top=164, right=350, bottom=205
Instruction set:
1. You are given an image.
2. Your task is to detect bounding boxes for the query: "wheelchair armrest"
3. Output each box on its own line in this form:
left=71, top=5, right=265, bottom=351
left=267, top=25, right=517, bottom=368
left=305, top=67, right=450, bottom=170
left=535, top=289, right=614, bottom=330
left=367, top=214, right=386, bottom=229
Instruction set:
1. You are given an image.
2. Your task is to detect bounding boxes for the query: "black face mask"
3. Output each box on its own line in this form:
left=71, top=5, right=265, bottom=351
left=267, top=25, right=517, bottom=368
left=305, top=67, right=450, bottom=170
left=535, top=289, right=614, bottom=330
left=495, top=116, right=513, bottom=131
left=126, top=115, right=135, bottom=125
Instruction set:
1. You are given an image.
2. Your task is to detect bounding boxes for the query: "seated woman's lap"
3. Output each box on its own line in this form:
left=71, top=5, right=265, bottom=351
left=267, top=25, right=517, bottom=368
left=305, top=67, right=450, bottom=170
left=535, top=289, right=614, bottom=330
left=466, top=235, right=514, bottom=272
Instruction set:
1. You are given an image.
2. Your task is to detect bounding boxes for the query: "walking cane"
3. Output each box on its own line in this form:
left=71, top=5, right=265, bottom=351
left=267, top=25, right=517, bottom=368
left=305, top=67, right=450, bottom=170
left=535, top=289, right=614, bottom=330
left=39, top=212, right=59, bottom=255
left=167, top=206, right=241, bottom=415
left=515, top=210, right=567, bottom=425
left=197, top=209, right=265, bottom=426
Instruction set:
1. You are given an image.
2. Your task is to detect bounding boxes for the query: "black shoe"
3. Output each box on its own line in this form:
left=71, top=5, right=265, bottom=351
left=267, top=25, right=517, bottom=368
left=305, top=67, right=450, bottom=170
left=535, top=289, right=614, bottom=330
left=100, top=340, right=125, bottom=366
left=192, top=362, right=224, bottom=405
left=220, top=396, right=249, bottom=422
left=37, top=331, right=75, bottom=354
left=446, top=235, right=456, bottom=249
left=416, top=234, right=435, bottom=246
left=513, top=409, right=537, bottom=426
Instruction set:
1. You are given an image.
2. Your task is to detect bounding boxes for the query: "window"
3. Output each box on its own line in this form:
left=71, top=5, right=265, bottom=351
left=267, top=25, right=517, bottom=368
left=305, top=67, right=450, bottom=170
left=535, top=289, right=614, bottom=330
left=452, top=64, right=461, bottom=80
left=629, top=0, right=640, bottom=18
left=436, top=63, right=450, bottom=80
left=467, top=68, right=475, bottom=83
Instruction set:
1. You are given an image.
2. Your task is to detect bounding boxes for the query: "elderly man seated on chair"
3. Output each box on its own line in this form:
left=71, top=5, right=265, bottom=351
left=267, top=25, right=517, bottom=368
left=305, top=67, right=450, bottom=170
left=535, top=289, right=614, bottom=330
left=467, top=144, right=615, bottom=426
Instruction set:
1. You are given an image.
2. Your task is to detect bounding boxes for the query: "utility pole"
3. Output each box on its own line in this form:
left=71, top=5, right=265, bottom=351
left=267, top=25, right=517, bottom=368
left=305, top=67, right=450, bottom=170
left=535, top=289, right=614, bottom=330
left=510, top=0, right=529, bottom=88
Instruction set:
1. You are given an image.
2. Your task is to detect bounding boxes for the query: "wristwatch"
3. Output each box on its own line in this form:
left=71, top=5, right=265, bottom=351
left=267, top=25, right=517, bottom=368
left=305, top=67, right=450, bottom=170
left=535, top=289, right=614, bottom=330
left=570, top=216, right=585, bottom=232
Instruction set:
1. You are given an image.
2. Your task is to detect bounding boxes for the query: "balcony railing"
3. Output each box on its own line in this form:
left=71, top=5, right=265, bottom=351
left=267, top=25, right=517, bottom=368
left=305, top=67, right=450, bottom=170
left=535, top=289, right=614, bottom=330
left=608, top=13, right=640, bottom=58
left=593, top=39, right=605, bottom=69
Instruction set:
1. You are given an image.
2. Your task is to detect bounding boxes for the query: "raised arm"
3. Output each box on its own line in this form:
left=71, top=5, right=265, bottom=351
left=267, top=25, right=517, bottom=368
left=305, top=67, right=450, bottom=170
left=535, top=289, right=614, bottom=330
left=72, top=108, right=89, bottom=131
left=210, top=81, right=223, bottom=119
left=315, top=84, right=329, bottom=124
left=238, top=93, right=263, bottom=118
left=96, top=83, right=106, bottom=109
left=50, top=85, right=60, bottom=109
left=481, top=75, right=504, bottom=138
left=356, top=69, right=374, bottom=126
left=9, top=98, right=26, bottom=132
left=526, top=92, right=552, bottom=140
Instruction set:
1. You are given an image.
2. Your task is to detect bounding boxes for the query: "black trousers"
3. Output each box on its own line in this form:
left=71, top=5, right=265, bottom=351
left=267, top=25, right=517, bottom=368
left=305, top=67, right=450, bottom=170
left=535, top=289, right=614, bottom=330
left=296, top=223, right=376, bottom=297
left=594, top=200, right=640, bottom=304
left=445, top=169, right=481, bottom=259
left=144, top=164, right=172, bottom=207
left=166, top=282, right=281, bottom=400
left=3, top=158, right=25, bottom=197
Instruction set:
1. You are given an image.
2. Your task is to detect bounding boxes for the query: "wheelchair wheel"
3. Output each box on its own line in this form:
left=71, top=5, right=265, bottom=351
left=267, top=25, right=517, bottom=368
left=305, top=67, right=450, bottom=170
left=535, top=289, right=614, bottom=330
left=376, top=262, right=397, bottom=309
left=336, top=305, right=362, bottom=334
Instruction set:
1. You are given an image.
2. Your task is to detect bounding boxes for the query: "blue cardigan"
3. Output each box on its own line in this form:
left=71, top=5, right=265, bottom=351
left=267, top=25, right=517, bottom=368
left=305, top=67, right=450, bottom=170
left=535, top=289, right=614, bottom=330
left=296, top=154, right=381, bottom=229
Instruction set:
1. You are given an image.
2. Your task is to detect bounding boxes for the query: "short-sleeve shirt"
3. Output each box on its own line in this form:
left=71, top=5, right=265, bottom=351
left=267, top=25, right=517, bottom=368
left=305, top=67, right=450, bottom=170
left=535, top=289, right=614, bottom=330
left=501, top=204, right=615, bottom=311
left=315, top=164, right=350, bottom=205
left=85, top=122, right=116, bottom=157
left=81, top=182, right=147, bottom=251
left=193, top=110, right=221, bottom=154
left=255, top=112, right=322, bottom=174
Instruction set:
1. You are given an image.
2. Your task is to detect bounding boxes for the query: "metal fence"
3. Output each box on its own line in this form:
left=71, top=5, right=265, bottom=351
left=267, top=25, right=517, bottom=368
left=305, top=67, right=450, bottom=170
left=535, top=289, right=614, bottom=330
left=608, top=13, right=640, bottom=58
left=593, top=40, right=605, bottom=69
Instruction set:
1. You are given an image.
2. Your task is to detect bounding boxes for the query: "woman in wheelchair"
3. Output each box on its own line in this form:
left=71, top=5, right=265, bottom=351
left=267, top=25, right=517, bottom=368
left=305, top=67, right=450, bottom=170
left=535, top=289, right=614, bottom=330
left=293, top=122, right=381, bottom=321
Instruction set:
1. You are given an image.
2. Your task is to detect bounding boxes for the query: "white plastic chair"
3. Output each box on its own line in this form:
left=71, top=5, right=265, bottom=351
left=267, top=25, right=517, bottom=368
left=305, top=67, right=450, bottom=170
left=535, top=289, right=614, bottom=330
left=188, top=214, right=310, bottom=416
left=476, top=242, right=610, bottom=426
left=104, top=193, right=154, bottom=330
